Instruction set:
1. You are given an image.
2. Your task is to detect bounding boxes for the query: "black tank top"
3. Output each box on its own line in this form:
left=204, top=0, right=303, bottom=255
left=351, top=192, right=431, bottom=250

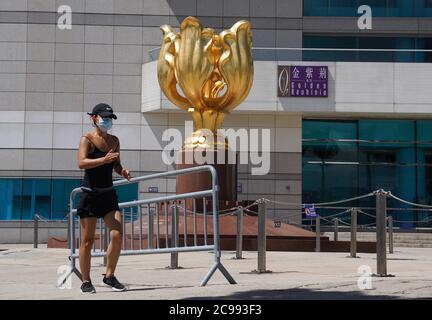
left=81, top=136, right=118, bottom=189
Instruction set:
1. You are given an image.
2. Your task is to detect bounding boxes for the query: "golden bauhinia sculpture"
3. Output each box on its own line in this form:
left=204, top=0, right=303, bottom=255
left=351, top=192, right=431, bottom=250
left=157, top=16, right=254, bottom=148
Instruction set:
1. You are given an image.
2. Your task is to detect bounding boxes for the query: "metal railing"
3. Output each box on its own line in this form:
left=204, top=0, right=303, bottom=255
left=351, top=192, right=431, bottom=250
left=148, top=46, right=432, bottom=63
left=33, top=214, right=68, bottom=249
left=236, top=188, right=432, bottom=277
left=58, top=165, right=236, bottom=288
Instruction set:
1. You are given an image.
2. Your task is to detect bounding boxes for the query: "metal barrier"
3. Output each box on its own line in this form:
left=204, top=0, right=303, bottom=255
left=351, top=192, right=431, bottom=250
left=387, top=216, right=394, bottom=254
left=350, top=208, right=358, bottom=258
left=315, top=215, right=321, bottom=252
left=252, top=199, right=271, bottom=273
left=264, top=190, right=393, bottom=276
left=58, top=165, right=236, bottom=287
left=33, top=214, right=39, bottom=249
left=235, top=205, right=244, bottom=260
left=375, top=189, right=389, bottom=276
left=229, top=188, right=430, bottom=277
left=33, top=214, right=68, bottom=249
left=333, top=218, right=339, bottom=242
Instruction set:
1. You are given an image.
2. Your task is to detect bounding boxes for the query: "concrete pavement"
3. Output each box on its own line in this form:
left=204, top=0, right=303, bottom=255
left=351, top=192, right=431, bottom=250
left=0, top=244, right=431, bottom=300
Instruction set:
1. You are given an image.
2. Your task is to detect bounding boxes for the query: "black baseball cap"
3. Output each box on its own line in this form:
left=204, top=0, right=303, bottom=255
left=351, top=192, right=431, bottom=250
left=87, top=103, right=117, bottom=119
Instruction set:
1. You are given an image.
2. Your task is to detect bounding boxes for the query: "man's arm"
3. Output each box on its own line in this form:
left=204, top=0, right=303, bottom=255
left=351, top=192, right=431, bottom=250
left=112, top=136, right=132, bottom=181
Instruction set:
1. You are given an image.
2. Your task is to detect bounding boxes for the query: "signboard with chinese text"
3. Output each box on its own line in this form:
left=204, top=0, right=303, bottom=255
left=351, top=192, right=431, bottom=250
left=303, top=204, right=317, bottom=218
left=278, top=65, right=328, bottom=98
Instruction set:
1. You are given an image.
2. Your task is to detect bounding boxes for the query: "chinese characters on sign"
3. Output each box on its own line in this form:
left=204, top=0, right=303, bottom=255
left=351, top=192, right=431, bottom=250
left=303, top=204, right=317, bottom=218
left=278, top=65, right=328, bottom=98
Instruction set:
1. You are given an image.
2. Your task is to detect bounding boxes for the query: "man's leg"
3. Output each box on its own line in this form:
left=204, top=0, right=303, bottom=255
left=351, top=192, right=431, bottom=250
left=103, top=210, right=122, bottom=277
left=79, top=217, right=97, bottom=282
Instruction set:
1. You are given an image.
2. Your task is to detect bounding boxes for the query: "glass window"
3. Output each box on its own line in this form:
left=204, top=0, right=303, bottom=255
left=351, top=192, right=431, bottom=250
left=416, top=121, right=432, bottom=208
left=0, top=179, right=22, bottom=220
left=304, top=0, right=329, bottom=16
left=303, top=36, right=432, bottom=62
left=0, top=178, right=139, bottom=220
left=302, top=119, right=429, bottom=228
left=303, top=36, right=357, bottom=62
left=328, top=0, right=359, bottom=16
left=304, top=0, right=419, bottom=16
left=51, top=179, right=81, bottom=220
left=417, top=0, right=432, bottom=16
left=362, top=0, right=389, bottom=16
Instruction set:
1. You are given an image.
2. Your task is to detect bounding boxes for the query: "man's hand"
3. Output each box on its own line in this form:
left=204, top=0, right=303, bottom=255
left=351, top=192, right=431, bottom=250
left=121, top=168, right=132, bottom=181
left=103, top=149, right=119, bottom=164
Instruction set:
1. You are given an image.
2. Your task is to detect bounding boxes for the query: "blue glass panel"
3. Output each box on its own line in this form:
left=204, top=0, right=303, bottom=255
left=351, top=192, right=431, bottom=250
left=303, top=120, right=357, bottom=142
left=361, top=0, right=387, bottom=16
left=304, top=0, right=417, bottom=16
left=304, top=0, right=329, bottom=16
left=303, top=36, right=357, bottom=62
left=303, top=36, right=424, bottom=62
left=0, top=179, right=21, bottom=220
left=303, top=119, right=421, bottom=228
left=51, top=179, right=81, bottom=220
left=416, top=121, right=432, bottom=211
left=358, top=120, right=415, bottom=147
left=328, top=0, right=358, bottom=16
left=114, top=181, right=139, bottom=214
left=416, top=0, right=432, bottom=16
left=387, top=0, right=415, bottom=17
left=0, top=178, right=139, bottom=220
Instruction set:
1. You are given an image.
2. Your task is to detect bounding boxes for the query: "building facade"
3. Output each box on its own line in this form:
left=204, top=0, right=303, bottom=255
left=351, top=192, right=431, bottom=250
left=0, top=0, right=431, bottom=228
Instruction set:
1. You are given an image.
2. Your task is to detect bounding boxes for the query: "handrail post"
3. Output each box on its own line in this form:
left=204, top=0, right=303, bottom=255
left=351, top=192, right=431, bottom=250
left=33, top=214, right=39, bottom=249
left=258, top=200, right=266, bottom=271
left=350, top=208, right=358, bottom=258
left=235, top=205, right=244, bottom=259
left=66, top=213, right=71, bottom=249
left=252, top=199, right=271, bottom=273
left=375, top=189, right=390, bottom=276
left=333, top=218, right=339, bottom=242
left=315, top=215, right=321, bottom=252
left=169, top=202, right=179, bottom=269
left=388, top=216, right=394, bottom=254
left=200, top=165, right=236, bottom=286
left=148, top=206, right=154, bottom=249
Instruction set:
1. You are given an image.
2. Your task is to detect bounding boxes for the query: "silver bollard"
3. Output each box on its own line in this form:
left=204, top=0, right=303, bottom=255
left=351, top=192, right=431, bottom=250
left=253, top=200, right=271, bottom=273
left=350, top=208, right=358, bottom=258
left=388, top=215, right=394, bottom=254
left=235, top=206, right=244, bottom=259
left=315, top=215, right=321, bottom=252
left=148, top=205, right=153, bottom=249
left=33, top=215, right=39, bottom=249
left=333, top=218, right=339, bottom=242
left=375, top=189, right=390, bottom=276
left=67, top=214, right=71, bottom=249
left=169, top=202, right=179, bottom=269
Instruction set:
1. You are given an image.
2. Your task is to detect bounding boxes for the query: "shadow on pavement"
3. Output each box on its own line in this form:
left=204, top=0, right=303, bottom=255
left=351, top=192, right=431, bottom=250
left=182, top=288, right=402, bottom=300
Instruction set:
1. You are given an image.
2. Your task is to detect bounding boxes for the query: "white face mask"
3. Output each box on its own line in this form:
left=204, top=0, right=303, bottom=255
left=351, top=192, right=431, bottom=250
left=96, top=116, right=113, bottom=132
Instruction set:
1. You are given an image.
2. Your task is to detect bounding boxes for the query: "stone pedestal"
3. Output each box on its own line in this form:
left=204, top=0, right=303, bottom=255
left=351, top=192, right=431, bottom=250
left=176, top=148, right=237, bottom=211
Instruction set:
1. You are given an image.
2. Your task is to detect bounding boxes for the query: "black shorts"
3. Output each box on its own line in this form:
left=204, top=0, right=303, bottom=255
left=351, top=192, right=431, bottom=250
left=77, top=188, right=120, bottom=219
